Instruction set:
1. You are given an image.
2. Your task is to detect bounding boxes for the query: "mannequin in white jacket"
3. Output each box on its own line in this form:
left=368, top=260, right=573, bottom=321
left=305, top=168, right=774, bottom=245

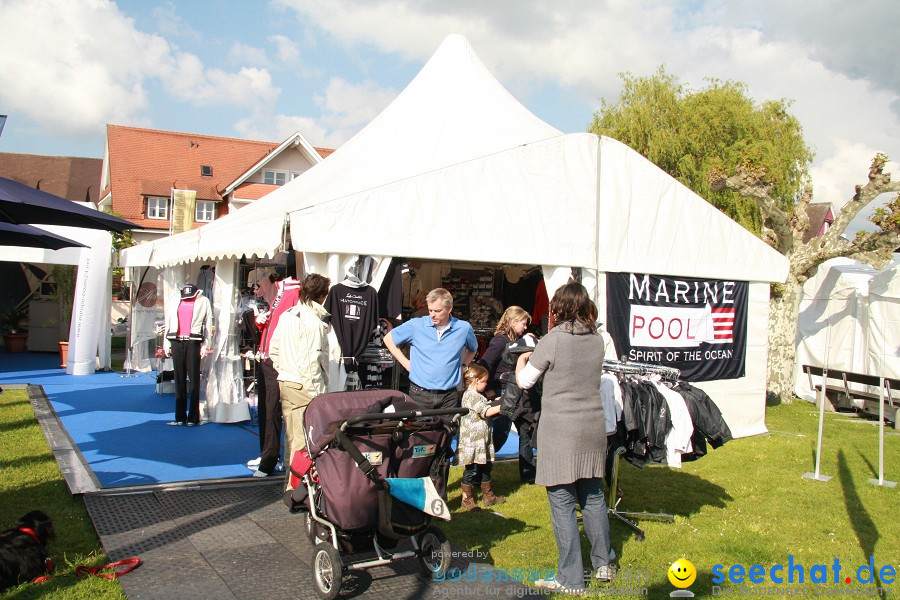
left=163, top=284, right=212, bottom=426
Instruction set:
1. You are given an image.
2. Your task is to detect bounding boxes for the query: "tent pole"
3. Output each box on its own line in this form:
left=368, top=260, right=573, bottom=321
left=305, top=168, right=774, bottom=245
left=802, top=376, right=832, bottom=481
left=868, top=373, right=897, bottom=487
left=803, top=311, right=832, bottom=482
left=119, top=267, right=139, bottom=378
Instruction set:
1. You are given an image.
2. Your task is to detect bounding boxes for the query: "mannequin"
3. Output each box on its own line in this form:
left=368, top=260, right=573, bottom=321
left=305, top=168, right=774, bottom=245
left=163, top=284, right=212, bottom=426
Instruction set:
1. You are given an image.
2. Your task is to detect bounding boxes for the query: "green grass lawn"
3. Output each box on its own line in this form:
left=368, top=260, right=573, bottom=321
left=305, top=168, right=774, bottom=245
left=443, top=402, right=899, bottom=599
left=0, top=388, right=124, bottom=599
left=2, top=386, right=896, bottom=599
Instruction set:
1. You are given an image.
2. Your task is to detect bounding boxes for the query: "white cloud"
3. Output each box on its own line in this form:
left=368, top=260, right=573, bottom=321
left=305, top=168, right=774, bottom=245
left=315, top=78, right=397, bottom=130
left=151, top=1, right=203, bottom=40
left=228, top=43, right=270, bottom=68
left=234, top=112, right=329, bottom=147
left=234, top=77, right=397, bottom=148
left=812, top=140, right=900, bottom=213
left=269, top=35, right=300, bottom=64
left=0, top=0, right=282, bottom=139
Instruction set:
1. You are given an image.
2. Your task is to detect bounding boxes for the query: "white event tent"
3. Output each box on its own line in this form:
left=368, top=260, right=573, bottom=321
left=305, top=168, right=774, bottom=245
left=121, top=35, right=788, bottom=436
left=794, top=257, right=900, bottom=402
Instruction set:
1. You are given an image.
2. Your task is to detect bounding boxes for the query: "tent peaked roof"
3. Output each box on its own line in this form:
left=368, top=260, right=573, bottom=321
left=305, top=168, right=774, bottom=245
left=328, top=33, right=561, bottom=171
left=122, top=34, right=562, bottom=266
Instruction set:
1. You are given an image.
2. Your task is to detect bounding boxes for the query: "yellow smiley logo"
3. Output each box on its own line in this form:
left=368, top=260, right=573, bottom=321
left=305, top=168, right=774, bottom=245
left=668, top=558, right=696, bottom=588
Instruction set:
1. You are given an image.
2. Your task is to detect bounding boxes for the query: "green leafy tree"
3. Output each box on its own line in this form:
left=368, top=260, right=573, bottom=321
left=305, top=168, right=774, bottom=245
left=590, top=68, right=900, bottom=402
left=111, top=212, right=135, bottom=298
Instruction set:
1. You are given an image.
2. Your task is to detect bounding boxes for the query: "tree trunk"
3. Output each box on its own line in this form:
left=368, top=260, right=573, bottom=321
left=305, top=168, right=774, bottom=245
left=766, top=278, right=803, bottom=404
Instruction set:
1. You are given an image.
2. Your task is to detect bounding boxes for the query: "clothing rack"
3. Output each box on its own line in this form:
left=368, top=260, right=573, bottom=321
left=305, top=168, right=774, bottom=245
left=602, top=359, right=681, bottom=381
left=601, top=358, right=677, bottom=540
left=605, top=448, right=675, bottom=541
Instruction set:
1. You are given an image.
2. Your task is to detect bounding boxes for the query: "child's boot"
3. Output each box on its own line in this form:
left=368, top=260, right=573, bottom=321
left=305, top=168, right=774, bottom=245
left=460, top=483, right=480, bottom=511
left=480, top=481, right=506, bottom=506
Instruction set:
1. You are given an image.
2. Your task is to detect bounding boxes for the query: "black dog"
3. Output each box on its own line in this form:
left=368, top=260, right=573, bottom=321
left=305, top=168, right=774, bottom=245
left=0, top=511, right=55, bottom=592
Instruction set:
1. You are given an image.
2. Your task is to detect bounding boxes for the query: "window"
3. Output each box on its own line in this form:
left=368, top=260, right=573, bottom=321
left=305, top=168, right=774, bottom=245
left=201, top=165, right=213, bottom=177
left=195, top=200, right=216, bottom=222
left=147, top=196, right=168, bottom=220
left=263, top=170, right=287, bottom=186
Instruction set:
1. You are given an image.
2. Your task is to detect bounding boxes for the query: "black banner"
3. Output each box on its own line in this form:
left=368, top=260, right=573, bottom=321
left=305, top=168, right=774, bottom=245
left=606, top=272, right=748, bottom=381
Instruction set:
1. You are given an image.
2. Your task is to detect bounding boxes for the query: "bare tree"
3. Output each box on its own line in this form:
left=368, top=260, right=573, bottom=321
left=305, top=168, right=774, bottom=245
left=712, top=154, right=900, bottom=402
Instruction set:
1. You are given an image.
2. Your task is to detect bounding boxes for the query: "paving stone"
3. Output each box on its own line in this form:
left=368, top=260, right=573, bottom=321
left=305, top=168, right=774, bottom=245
left=84, top=479, right=530, bottom=599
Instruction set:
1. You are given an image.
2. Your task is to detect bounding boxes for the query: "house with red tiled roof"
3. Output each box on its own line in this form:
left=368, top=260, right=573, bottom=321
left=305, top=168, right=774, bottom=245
left=99, top=125, right=331, bottom=243
left=0, top=151, right=102, bottom=203
left=803, top=202, right=835, bottom=244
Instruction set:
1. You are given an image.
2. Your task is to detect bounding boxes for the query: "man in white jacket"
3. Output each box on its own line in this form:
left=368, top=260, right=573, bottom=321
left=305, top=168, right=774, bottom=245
left=268, top=274, right=331, bottom=485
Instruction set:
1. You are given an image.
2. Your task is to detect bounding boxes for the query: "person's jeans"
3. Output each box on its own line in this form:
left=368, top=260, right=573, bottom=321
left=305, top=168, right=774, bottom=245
left=491, top=414, right=512, bottom=452
left=461, top=461, right=493, bottom=485
left=545, top=477, right=616, bottom=590
left=518, top=425, right=536, bottom=483
left=408, top=383, right=460, bottom=410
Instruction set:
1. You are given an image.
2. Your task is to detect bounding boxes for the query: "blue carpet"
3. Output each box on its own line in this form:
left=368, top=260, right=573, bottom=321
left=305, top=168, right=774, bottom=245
left=1, top=351, right=261, bottom=489
left=495, top=431, right=519, bottom=458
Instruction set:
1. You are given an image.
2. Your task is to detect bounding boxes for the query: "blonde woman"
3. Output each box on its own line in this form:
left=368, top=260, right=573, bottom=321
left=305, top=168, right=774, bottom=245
left=477, top=306, right=535, bottom=481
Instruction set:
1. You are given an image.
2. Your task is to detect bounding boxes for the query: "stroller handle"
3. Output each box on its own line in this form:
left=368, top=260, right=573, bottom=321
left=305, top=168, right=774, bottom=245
left=341, top=407, right=468, bottom=430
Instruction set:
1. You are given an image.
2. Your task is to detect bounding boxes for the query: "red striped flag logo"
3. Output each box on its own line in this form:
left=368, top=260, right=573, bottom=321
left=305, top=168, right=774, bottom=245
left=711, top=307, right=734, bottom=343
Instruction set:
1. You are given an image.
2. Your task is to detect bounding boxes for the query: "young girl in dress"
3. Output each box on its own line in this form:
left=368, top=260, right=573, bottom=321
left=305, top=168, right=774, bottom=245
left=456, top=364, right=507, bottom=510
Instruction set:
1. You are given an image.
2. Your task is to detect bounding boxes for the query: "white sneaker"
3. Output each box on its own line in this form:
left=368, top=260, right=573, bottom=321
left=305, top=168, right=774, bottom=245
left=251, top=469, right=269, bottom=478
left=534, top=578, right=581, bottom=594
left=595, top=564, right=617, bottom=582
left=246, top=457, right=261, bottom=469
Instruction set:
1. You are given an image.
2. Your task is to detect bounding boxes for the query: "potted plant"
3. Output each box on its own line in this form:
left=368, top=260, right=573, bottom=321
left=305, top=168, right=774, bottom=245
left=0, top=304, right=30, bottom=353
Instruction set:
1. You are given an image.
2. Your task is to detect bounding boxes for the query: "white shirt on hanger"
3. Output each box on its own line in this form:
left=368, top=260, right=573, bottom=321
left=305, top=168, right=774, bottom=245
left=654, top=382, right=694, bottom=468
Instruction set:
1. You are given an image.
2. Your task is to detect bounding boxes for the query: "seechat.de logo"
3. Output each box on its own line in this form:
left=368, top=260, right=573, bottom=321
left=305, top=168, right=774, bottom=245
left=711, top=555, right=895, bottom=586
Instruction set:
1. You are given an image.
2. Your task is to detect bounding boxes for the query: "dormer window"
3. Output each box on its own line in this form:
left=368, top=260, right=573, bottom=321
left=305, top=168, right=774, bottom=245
left=201, top=165, right=213, bottom=177
left=263, top=169, right=287, bottom=186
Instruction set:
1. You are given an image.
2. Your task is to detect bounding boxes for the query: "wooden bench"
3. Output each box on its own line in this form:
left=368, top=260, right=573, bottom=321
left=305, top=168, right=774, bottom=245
left=802, top=365, right=900, bottom=430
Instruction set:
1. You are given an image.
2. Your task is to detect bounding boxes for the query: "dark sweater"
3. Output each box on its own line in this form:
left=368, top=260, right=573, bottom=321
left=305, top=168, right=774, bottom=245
left=478, top=333, right=513, bottom=396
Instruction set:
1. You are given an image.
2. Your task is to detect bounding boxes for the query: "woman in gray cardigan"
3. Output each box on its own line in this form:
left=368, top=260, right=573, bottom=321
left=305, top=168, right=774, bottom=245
left=515, top=282, right=615, bottom=593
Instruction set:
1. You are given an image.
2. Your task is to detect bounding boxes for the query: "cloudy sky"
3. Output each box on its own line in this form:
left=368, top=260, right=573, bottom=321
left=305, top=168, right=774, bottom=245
left=1, top=0, right=898, bottom=212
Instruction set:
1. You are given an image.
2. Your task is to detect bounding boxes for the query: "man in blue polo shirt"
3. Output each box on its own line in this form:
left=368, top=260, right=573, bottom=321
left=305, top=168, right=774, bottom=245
left=384, top=287, right=478, bottom=409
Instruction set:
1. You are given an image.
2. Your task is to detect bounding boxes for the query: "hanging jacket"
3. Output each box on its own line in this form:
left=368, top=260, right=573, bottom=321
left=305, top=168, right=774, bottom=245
left=676, top=382, right=733, bottom=449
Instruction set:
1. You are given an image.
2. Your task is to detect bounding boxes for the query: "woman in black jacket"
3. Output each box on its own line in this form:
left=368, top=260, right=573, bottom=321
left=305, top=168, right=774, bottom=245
left=478, top=306, right=533, bottom=476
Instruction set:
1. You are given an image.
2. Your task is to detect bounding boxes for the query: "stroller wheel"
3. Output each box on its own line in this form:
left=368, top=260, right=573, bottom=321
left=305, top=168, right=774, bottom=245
left=312, top=543, right=342, bottom=599
left=416, top=525, right=452, bottom=576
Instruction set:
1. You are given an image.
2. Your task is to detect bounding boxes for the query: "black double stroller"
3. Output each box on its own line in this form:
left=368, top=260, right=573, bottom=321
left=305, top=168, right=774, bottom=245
left=285, top=389, right=465, bottom=599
